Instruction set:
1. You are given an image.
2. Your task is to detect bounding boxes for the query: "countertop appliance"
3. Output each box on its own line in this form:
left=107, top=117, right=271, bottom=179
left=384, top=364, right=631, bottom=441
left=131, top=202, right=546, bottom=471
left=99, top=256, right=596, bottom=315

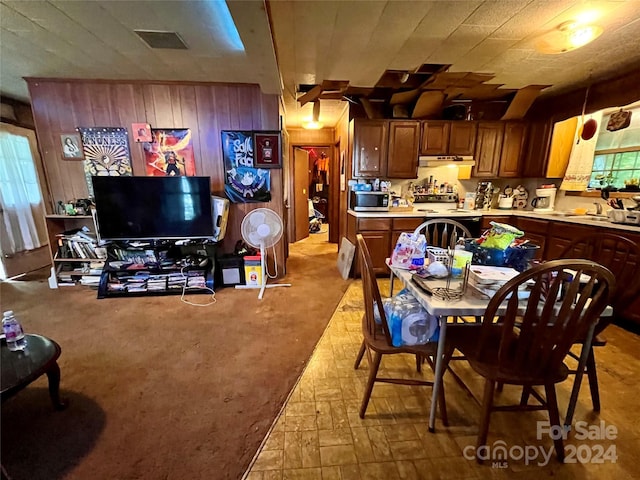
left=349, top=190, right=389, bottom=212
left=532, top=187, right=557, bottom=212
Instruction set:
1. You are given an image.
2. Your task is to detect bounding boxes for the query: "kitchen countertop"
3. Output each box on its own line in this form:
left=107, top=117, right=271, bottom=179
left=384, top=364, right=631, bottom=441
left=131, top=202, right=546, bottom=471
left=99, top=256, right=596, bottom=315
left=347, top=208, right=640, bottom=232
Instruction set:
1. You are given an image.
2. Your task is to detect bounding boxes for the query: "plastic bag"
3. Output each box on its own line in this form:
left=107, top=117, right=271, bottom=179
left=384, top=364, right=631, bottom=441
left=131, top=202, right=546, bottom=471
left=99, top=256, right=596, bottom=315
left=481, top=221, right=523, bottom=250
left=390, top=232, right=426, bottom=270
left=373, top=289, right=439, bottom=346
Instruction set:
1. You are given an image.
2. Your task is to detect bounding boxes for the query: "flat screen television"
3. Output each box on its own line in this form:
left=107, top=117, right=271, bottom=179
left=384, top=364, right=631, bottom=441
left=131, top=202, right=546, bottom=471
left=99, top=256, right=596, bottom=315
left=92, top=176, right=215, bottom=241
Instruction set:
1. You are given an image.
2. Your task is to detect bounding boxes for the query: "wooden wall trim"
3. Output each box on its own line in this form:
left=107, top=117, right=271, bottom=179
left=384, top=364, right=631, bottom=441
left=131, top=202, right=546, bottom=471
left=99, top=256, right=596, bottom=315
left=26, top=79, right=286, bottom=276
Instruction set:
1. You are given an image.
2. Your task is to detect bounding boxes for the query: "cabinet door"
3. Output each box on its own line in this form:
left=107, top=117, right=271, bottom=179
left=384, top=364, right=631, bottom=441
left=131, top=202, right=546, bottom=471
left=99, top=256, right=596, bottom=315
left=360, top=231, right=391, bottom=274
left=449, top=122, right=477, bottom=156
left=498, top=122, right=526, bottom=177
left=387, top=121, right=420, bottom=178
left=521, top=119, right=553, bottom=178
left=472, top=122, right=504, bottom=178
left=420, top=121, right=450, bottom=155
left=353, top=120, right=388, bottom=177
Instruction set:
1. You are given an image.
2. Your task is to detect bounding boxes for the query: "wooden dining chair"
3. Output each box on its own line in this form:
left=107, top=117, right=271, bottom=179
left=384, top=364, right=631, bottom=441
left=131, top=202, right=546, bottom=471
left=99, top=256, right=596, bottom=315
left=389, top=218, right=471, bottom=296
left=556, top=232, right=640, bottom=425
left=451, top=259, right=615, bottom=462
left=354, top=234, right=448, bottom=423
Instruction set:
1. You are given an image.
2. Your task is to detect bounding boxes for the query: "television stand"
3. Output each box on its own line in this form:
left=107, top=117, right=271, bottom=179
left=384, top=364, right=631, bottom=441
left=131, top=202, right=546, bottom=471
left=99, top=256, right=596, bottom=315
left=97, top=240, right=216, bottom=299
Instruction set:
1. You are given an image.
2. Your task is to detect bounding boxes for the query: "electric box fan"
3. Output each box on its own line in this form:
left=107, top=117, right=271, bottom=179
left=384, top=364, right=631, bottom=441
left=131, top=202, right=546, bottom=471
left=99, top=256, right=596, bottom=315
left=235, top=208, right=291, bottom=299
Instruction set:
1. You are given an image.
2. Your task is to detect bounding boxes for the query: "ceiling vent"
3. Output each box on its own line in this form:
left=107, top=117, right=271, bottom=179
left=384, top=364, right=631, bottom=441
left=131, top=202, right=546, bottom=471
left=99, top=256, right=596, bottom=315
left=134, top=30, right=188, bottom=50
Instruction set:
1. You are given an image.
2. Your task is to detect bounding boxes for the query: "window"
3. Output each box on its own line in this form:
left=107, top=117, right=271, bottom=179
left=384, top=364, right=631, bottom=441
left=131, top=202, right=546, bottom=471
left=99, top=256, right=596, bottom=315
left=588, top=106, right=640, bottom=189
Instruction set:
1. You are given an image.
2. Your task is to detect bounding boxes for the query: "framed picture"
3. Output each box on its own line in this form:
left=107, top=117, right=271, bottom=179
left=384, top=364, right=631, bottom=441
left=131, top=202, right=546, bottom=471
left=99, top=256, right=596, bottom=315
left=60, top=133, right=84, bottom=160
left=132, top=123, right=152, bottom=143
left=253, top=131, right=281, bottom=168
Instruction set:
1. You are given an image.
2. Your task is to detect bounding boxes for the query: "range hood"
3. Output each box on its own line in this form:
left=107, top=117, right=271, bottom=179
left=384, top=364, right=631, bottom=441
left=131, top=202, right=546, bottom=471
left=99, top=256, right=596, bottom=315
left=418, top=155, right=476, bottom=167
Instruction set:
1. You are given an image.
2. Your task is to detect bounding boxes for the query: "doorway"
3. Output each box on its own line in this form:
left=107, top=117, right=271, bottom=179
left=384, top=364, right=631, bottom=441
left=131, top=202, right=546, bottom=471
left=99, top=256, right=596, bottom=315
left=0, top=123, right=50, bottom=279
left=291, top=145, right=337, bottom=247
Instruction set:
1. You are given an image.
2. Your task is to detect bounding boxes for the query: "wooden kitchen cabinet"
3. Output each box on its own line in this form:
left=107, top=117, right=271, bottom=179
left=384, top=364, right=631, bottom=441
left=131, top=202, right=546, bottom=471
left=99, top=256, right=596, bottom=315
left=472, top=122, right=504, bottom=177
left=353, top=119, right=388, bottom=178
left=347, top=214, right=392, bottom=276
left=449, top=122, right=477, bottom=156
left=420, top=121, right=450, bottom=155
left=390, top=217, right=425, bottom=253
left=498, top=122, right=526, bottom=177
left=545, top=221, right=595, bottom=259
left=387, top=121, right=420, bottom=178
left=521, top=117, right=576, bottom=179
left=521, top=118, right=553, bottom=178
left=420, top=121, right=477, bottom=156
left=515, top=216, right=548, bottom=260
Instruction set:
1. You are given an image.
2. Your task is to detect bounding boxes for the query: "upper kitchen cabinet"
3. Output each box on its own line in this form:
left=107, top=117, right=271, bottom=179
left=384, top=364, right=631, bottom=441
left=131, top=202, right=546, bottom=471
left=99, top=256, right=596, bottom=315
left=420, top=121, right=450, bottom=154
left=420, top=121, right=476, bottom=155
left=352, top=119, right=419, bottom=178
left=472, top=122, right=504, bottom=177
left=521, top=117, right=576, bottom=178
left=353, top=119, right=388, bottom=178
left=498, top=122, right=527, bottom=177
left=387, top=121, right=420, bottom=178
left=470, top=121, right=528, bottom=178
left=449, top=122, right=477, bottom=156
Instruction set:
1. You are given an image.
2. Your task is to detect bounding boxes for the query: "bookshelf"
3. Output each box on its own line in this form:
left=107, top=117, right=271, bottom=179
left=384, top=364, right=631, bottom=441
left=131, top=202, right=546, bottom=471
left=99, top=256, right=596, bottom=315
left=44, top=213, right=105, bottom=288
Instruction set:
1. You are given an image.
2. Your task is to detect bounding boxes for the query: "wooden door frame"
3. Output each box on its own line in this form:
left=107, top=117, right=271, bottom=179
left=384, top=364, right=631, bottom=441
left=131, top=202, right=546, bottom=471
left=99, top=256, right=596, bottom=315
left=288, top=142, right=338, bottom=244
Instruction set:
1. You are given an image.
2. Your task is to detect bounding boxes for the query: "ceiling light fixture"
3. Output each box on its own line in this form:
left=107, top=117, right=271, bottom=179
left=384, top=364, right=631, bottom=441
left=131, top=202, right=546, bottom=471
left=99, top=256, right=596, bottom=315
left=303, top=101, right=323, bottom=129
left=535, top=19, right=603, bottom=54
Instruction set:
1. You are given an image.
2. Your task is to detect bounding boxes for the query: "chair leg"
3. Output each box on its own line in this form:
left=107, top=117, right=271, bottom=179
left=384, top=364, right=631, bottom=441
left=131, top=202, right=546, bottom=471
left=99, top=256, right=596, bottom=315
left=476, top=379, right=496, bottom=464
left=354, top=340, right=366, bottom=369
left=520, top=386, right=532, bottom=406
left=544, top=382, right=565, bottom=462
left=586, top=348, right=601, bottom=412
left=415, top=354, right=422, bottom=373
left=359, top=351, right=382, bottom=419
left=496, top=382, right=504, bottom=392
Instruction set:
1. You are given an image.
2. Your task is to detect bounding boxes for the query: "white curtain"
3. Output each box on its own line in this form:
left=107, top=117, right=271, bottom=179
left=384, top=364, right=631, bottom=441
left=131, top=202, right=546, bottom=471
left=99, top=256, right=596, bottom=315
left=0, top=128, right=46, bottom=254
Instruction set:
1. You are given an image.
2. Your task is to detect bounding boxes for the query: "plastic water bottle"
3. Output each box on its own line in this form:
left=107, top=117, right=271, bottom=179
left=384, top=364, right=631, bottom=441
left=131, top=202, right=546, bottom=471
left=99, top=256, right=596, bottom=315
left=2, top=310, right=27, bottom=351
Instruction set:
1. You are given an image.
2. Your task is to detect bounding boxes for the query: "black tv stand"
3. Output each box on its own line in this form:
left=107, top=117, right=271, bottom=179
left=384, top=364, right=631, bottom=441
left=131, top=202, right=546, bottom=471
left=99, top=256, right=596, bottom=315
left=97, top=239, right=216, bottom=299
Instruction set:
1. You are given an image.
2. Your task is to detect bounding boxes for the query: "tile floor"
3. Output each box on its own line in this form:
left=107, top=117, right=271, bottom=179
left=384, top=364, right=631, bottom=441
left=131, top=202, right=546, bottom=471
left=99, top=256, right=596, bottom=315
left=244, top=279, right=640, bottom=480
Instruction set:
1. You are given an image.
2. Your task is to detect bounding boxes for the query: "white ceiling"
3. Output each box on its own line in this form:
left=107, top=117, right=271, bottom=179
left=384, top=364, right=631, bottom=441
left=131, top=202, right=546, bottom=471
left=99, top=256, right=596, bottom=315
left=2, top=1, right=640, bottom=129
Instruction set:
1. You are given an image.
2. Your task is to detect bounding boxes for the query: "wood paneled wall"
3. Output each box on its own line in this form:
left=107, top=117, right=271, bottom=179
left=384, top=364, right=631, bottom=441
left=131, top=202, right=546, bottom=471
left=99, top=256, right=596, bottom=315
left=528, top=66, right=640, bottom=122
left=26, top=79, right=286, bottom=273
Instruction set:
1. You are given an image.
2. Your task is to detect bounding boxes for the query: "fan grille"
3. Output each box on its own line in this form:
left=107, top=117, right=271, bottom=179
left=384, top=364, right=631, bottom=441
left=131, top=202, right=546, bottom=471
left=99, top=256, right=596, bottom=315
left=241, top=208, right=283, bottom=248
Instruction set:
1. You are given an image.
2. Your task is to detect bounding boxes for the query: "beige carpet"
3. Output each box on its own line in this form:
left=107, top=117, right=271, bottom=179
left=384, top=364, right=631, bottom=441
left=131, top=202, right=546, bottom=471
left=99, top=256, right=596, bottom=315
left=1, top=227, right=351, bottom=480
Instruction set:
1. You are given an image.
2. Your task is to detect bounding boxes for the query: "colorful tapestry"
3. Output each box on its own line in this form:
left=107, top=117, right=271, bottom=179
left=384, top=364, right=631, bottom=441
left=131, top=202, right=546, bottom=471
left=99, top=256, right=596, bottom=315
left=143, top=129, right=196, bottom=177
left=78, top=127, right=132, bottom=197
left=221, top=131, right=271, bottom=203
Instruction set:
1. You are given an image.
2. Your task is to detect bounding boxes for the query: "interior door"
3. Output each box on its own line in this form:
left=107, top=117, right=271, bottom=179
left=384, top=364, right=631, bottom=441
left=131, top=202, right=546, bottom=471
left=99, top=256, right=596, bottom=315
left=293, top=147, right=310, bottom=242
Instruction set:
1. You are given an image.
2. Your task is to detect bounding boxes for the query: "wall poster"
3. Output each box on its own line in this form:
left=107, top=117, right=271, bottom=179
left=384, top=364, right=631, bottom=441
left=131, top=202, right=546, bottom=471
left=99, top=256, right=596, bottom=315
left=221, top=131, right=271, bottom=203
left=78, top=127, right=132, bottom=196
left=143, top=128, right=196, bottom=177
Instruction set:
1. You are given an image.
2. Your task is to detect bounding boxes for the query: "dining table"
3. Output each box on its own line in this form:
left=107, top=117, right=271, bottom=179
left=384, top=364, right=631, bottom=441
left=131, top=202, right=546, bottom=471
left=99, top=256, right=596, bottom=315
left=386, top=258, right=612, bottom=432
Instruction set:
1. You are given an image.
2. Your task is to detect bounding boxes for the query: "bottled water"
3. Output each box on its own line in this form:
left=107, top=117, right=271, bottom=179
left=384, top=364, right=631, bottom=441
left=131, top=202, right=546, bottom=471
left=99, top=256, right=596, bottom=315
left=2, top=310, right=27, bottom=351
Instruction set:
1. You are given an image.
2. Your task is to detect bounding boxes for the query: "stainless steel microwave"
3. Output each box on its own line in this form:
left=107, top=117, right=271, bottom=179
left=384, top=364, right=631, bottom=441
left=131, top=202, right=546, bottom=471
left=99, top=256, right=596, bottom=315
left=349, top=191, right=390, bottom=211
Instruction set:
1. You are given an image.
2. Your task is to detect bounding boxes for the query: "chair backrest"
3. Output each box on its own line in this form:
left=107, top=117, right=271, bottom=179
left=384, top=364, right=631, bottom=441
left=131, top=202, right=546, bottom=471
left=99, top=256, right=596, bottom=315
left=477, top=259, right=616, bottom=379
left=356, top=234, right=393, bottom=346
left=558, top=232, right=640, bottom=313
left=413, top=219, right=472, bottom=249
